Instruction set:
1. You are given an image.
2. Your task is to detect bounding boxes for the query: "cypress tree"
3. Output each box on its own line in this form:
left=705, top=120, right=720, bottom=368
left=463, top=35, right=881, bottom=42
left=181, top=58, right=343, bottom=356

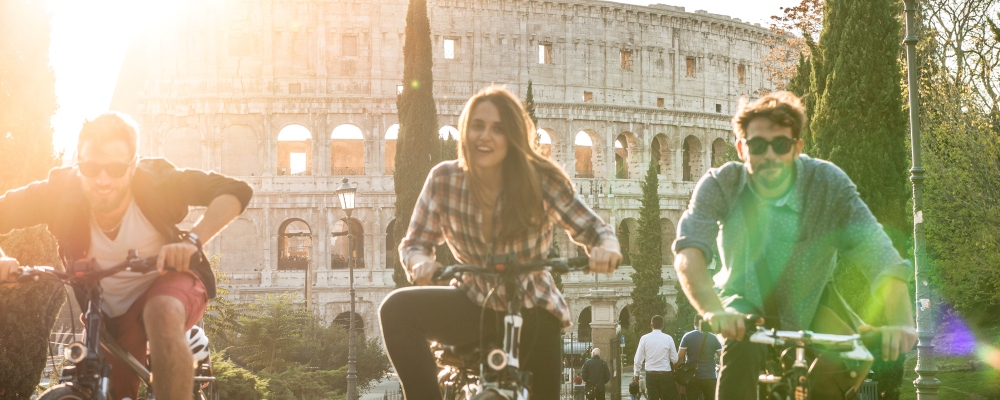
left=0, top=0, right=64, bottom=396
left=629, top=161, right=666, bottom=338
left=808, top=0, right=910, bottom=396
left=524, top=80, right=539, bottom=147
left=392, top=0, right=439, bottom=287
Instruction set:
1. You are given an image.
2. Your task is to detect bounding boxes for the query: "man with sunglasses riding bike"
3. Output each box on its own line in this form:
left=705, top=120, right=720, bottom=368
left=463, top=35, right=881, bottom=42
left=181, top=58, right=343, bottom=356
left=0, top=112, right=253, bottom=400
left=672, top=92, right=917, bottom=399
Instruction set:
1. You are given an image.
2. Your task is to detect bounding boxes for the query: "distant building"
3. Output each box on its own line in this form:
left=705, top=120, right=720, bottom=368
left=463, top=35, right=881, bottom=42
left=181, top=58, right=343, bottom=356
left=110, top=0, right=775, bottom=340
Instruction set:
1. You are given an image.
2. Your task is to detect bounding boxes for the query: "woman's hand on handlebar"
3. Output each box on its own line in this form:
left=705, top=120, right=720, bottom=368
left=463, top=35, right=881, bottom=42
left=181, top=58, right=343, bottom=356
left=156, top=242, right=199, bottom=274
left=0, top=255, right=21, bottom=283
left=588, top=239, right=622, bottom=274
left=409, top=258, right=443, bottom=286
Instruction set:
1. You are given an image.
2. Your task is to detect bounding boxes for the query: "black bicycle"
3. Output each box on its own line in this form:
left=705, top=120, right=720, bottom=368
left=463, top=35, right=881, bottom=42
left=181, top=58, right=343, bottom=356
left=431, top=253, right=590, bottom=400
left=3, top=250, right=217, bottom=400
left=701, top=315, right=882, bottom=400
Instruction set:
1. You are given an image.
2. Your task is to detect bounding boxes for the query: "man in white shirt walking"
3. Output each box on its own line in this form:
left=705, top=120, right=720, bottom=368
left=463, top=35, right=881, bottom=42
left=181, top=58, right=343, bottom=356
left=634, top=315, right=679, bottom=400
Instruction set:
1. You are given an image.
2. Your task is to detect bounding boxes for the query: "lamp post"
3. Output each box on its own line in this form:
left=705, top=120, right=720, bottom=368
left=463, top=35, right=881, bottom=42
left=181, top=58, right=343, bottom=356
left=901, top=2, right=939, bottom=398
left=337, top=178, right=359, bottom=400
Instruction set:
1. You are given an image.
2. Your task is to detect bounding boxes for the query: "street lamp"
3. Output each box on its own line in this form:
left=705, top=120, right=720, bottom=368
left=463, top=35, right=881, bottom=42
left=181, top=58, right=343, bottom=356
left=901, top=1, right=939, bottom=398
left=336, top=177, right=359, bottom=400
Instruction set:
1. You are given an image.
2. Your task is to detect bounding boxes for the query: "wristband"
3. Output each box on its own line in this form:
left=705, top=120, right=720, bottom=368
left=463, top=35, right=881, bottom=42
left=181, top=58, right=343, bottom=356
left=182, top=231, right=202, bottom=250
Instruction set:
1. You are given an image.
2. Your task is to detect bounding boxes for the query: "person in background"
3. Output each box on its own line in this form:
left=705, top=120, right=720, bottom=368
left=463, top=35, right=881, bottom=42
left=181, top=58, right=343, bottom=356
left=582, top=348, right=611, bottom=400
left=630, top=375, right=642, bottom=400
left=634, top=315, right=679, bottom=400
left=677, top=316, right=723, bottom=400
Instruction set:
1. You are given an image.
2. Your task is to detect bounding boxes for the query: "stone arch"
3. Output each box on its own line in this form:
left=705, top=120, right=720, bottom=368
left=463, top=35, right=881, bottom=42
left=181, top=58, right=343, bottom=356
left=385, top=124, right=399, bottom=174
left=574, top=129, right=599, bottom=178
left=385, top=219, right=397, bottom=270
left=277, top=124, right=313, bottom=176
left=650, top=133, right=671, bottom=177
left=221, top=125, right=261, bottom=176
left=162, top=127, right=202, bottom=169
left=331, top=217, right=365, bottom=269
left=682, top=135, right=703, bottom=181
left=578, top=306, right=592, bottom=342
left=619, top=305, right=632, bottom=332
left=711, top=137, right=729, bottom=168
left=330, top=124, right=365, bottom=175
left=438, top=125, right=459, bottom=140
left=614, top=131, right=639, bottom=179
left=218, top=218, right=259, bottom=272
left=278, top=218, right=312, bottom=270
left=538, top=127, right=563, bottom=163
left=333, top=311, right=365, bottom=337
left=536, top=128, right=553, bottom=158
left=660, top=218, right=676, bottom=264
left=617, top=218, right=639, bottom=266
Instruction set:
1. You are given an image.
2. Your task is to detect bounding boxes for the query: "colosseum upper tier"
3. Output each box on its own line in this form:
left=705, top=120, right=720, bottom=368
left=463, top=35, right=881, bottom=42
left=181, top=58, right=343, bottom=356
left=111, top=0, right=776, bottom=339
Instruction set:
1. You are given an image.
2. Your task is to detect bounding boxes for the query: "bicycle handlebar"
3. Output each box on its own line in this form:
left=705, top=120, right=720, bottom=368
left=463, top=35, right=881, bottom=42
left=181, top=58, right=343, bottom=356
left=698, top=313, right=883, bottom=360
left=2, top=251, right=183, bottom=285
left=432, top=256, right=590, bottom=282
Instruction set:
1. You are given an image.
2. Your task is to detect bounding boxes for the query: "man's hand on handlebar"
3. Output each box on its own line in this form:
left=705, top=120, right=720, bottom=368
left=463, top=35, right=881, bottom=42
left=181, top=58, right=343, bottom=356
left=588, top=239, right=622, bottom=274
left=702, top=311, right=764, bottom=341
left=156, top=242, right=199, bottom=274
left=0, top=255, right=21, bottom=283
left=410, top=259, right=443, bottom=286
left=859, top=325, right=917, bottom=362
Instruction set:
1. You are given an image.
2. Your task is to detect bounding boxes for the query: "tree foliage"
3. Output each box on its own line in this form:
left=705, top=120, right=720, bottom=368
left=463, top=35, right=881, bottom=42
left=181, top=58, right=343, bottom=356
left=392, top=0, right=440, bottom=287
left=0, top=0, right=63, bottom=397
left=203, top=293, right=391, bottom=399
left=629, top=162, right=666, bottom=340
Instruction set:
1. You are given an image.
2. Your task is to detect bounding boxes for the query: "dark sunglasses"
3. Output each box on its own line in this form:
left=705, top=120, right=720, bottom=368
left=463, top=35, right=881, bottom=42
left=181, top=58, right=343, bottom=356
left=744, top=137, right=799, bottom=155
left=77, top=156, right=136, bottom=178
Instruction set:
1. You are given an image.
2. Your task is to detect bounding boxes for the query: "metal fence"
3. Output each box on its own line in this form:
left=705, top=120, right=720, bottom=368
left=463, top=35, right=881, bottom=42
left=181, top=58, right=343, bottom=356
left=382, top=387, right=403, bottom=400
left=859, top=380, right=878, bottom=400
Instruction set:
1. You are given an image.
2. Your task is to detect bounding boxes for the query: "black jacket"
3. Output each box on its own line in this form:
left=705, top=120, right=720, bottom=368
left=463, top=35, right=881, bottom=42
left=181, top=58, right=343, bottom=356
left=581, top=355, right=611, bottom=391
left=0, top=158, right=253, bottom=300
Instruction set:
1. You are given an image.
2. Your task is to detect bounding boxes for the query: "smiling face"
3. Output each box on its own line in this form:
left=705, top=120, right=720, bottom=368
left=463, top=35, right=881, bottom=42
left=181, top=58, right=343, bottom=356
left=737, top=117, right=803, bottom=191
left=465, top=100, right=510, bottom=174
left=78, top=139, right=135, bottom=213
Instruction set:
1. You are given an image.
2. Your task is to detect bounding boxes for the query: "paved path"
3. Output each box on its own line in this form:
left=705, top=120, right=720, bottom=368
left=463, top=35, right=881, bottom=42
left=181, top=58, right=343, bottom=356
left=360, top=373, right=401, bottom=400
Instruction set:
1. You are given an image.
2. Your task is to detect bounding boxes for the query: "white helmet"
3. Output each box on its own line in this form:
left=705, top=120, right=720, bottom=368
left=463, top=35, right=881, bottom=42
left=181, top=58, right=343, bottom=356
left=187, top=325, right=211, bottom=362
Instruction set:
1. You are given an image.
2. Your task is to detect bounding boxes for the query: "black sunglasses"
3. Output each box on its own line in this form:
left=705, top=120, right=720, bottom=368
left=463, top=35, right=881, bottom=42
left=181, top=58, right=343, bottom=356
left=77, top=156, right=136, bottom=178
left=744, top=137, right=799, bottom=155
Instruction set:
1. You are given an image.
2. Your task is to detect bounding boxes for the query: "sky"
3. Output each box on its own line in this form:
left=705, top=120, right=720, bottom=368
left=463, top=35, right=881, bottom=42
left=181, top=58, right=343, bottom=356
left=45, top=0, right=797, bottom=160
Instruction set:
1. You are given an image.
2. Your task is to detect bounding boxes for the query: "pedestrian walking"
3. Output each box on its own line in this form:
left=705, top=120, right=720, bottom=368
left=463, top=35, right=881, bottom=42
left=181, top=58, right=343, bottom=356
left=629, top=375, right=643, bottom=400
left=634, top=315, right=679, bottom=400
left=582, top=348, right=611, bottom=400
left=677, top=317, right=723, bottom=400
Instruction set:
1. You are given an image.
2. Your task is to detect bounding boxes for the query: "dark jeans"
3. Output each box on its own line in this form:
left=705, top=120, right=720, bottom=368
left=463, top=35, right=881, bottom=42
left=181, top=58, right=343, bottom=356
left=587, top=389, right=606, bottom=400
left=684, top=378, right=716, bottom=400
left=646, top=371, right=679, bottom=400
left=717, top=337, right=767, bottom=400
left=379, top=286, right=562, bottom=400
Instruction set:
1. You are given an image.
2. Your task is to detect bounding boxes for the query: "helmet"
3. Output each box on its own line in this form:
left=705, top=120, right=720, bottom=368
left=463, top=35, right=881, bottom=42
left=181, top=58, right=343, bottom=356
left=187, top=325, right=211, bottom=362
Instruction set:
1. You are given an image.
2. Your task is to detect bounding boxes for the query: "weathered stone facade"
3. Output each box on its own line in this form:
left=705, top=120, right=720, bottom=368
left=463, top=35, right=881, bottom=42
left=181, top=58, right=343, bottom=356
left=111, top=0, right=775, bottom=340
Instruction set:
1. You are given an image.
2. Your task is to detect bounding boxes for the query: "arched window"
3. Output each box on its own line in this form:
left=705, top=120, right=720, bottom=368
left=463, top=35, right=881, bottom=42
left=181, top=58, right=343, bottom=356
left=331, top=124, right=365, bottom=175
left=683, top=135, right=703, bottom=182
left=385, top=219, right=397, bottom=270
left=330, top=218, right=365, bottom=269
left=277, top=125, right=313, bottom=176
left=614, top=135, right=629, bottom=179
left=617, top=218, right=638, bottom=266
left=385, top=124, right=399, bottom=174
left=578, top=306, right=592, bottom=342
left=278, top=219, right=311, bottom=270
left=712, top=138, right=728, bottom=168
left=650, top=134, right=670, bottom=176
left=574, top=131, right=595, bottom=178
left=536, top=128, right=552, bottom=158
left=333, top=312, right=365, bottom=337
left=619, top=306, right=631, bottom=332
left=438, top=126, right=459, bottom=140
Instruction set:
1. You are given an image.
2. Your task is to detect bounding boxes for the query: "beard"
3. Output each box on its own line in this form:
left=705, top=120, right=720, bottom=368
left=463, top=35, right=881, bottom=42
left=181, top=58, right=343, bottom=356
left=85, top=187, right=130, bottom=214
left=752, top=160, right=793, bottom=190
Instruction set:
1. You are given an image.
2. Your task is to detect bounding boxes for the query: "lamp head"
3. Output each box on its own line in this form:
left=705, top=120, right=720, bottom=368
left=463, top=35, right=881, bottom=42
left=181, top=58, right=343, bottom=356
left=336, top=178, right=357, bottom=211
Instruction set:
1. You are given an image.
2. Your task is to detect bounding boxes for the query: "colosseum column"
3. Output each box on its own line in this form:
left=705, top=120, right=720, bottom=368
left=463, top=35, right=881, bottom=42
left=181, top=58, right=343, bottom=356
left=674, top=148, right=683, bottom=182
left=261, top=203, right=273, bottom=287
left=264, top=112, right=274, bottom=176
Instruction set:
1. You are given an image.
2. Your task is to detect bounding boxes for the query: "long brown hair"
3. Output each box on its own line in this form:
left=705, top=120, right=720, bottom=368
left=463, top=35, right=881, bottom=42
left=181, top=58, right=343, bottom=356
left=457, top=86, right=573, bottom=241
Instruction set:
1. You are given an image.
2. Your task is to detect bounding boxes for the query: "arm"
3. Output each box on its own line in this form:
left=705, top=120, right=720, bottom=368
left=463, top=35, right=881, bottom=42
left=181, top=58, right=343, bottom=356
left=668, top=338, right=679, bottom=365
left=633, top=336, right=646, bottom=375
left=544, top=176, right=621, bottom=273
left=157, top=193, right=245, bottom=273
left=399, top=168, right=446, bottom=285
left=676, top=348, right=687, bottom=365
left=603, top=361, right=611, bottom=384
left=0, top=246, right=20, bottom=282
left=863, top=277, right=916, bottom=361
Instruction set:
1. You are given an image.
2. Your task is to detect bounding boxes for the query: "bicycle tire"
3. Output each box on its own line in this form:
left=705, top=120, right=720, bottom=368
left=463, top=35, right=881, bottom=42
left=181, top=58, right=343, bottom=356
left=38, top=385, right=89, bottom=400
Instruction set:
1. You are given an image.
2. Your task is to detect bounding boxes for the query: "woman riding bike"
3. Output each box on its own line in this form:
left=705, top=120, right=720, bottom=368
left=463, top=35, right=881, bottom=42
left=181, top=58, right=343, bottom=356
left=379, top=86, right=622, bottom=399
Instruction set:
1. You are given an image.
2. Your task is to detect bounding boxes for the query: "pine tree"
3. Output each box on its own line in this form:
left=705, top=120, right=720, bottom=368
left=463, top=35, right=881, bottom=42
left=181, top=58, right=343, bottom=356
left=807, top=0, right=910, bottom=396
left=0, top=1, right=64, bottom=397
left=629, top=161, right=667, bottom=339
left=524, top=80, right=539, bottom=147
left=392, top=0, right=440, bottom=287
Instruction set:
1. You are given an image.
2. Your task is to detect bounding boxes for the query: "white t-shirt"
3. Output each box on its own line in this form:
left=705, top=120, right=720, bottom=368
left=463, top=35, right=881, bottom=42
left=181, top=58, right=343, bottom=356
left=88, top=200, right=167, bottom=317
left=634, top=329, right=679, bottom=375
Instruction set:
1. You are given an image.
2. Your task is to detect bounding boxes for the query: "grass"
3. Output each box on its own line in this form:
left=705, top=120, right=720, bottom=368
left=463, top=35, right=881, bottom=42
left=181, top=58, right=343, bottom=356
left=896, top=324, right=1000, bottom=400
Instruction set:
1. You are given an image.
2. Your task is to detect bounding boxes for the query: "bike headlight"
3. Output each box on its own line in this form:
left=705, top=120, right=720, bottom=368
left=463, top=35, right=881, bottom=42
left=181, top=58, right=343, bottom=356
left=486, top=349, right=508, bottom=371
left=65, top=342, right=87, bottom=364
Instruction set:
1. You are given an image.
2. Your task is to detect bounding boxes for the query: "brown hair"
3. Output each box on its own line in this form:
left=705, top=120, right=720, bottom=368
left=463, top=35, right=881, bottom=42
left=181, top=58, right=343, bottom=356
left=78, top=112, right=140, bottom=157
left=731, top=91, right=806, bottom=140
left=457, top=86, right=573, bottom=242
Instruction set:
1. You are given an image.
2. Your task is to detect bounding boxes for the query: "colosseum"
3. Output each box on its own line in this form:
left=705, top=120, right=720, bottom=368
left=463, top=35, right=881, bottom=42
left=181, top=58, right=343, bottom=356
left=110, top=0, right=777, bottom=344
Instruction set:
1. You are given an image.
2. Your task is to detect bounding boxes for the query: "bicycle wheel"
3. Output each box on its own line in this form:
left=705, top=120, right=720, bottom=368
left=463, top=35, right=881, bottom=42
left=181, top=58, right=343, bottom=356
left=38, top=384, right=89, bottom=400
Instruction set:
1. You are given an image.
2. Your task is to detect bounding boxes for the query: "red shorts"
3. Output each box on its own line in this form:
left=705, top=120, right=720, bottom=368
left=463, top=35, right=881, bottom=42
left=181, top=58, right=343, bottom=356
left=104, top=271, right=208, bottom=399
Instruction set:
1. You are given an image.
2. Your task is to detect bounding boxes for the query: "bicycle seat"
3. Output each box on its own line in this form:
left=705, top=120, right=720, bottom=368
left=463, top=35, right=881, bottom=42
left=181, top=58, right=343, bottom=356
left=434, top=343, right=481, bottom=369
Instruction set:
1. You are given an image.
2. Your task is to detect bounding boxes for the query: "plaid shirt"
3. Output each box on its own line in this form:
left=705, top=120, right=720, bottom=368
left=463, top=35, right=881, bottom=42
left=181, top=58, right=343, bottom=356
left=400, top=161, right=615, bottom=328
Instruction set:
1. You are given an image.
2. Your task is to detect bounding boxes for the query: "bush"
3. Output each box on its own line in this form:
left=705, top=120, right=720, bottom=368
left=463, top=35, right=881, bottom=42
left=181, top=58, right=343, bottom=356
left=212, top=355, right=269, bottom=400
